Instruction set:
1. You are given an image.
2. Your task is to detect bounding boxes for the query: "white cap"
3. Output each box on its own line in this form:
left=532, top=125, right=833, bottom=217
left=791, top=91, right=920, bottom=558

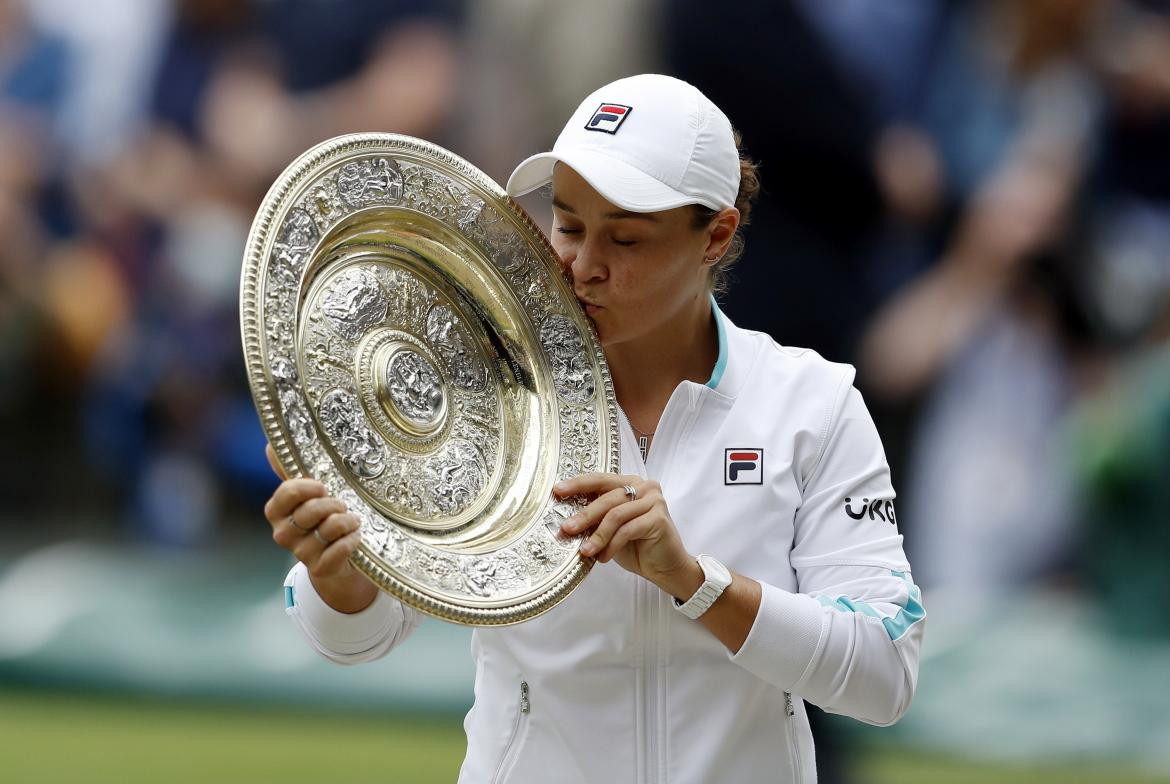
left=506, top=74, right=740, bottom=213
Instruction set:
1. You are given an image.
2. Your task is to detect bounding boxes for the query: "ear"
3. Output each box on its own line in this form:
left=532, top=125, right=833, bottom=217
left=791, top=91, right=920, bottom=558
left=701, top=207, right=740, bottom=266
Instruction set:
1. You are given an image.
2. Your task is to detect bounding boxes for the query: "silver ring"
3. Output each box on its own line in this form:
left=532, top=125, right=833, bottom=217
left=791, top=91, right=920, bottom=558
left=288, top=515, right=311, bottom=533
left=313, top=528, right=330, bottom=545
left=622, top=484, right=637, bottom=502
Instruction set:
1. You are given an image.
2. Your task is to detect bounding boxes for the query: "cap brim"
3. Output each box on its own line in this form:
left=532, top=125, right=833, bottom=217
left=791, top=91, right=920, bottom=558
left=506, top=148, right=718, bottom=212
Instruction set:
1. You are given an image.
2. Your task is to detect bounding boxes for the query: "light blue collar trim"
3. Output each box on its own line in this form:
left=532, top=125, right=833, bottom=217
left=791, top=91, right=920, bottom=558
left=706, top=294, right=728, bottom=389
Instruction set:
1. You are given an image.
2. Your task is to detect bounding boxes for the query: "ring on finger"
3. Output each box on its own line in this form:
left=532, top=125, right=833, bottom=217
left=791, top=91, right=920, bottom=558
left=288, top=515, right=311, bottom=533
left=622, top=484, right=637, bottom=502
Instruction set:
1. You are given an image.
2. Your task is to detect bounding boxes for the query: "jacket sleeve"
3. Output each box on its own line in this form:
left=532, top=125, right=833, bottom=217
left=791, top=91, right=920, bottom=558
left=283, top=561, right=422, bottom=665
left=728, top=372, right=925, bottom=726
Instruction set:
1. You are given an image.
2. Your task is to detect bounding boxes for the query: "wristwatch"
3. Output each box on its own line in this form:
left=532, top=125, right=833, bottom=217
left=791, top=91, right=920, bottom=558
left=673, top=554, right=732, bottom=620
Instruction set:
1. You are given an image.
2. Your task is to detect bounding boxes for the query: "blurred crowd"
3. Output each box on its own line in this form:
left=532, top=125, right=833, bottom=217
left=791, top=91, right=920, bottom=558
left=1, top=0, right=1167, bottom=636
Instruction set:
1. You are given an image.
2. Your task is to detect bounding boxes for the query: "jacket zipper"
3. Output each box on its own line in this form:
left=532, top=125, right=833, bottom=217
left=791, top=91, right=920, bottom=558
left=617, top=405, right=652, bottom=784
left=491, top=680, right=530, bottom=784
left=644, top=581, right=661, bottom=784
left=620, top=388, right=700, bottom=784
left=784, top=692, right=803, bottom=782
left=643, top=391, right=698, bottom=784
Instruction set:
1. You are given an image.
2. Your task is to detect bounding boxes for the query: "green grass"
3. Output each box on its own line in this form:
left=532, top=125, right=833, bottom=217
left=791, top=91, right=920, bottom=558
left=858, top=750, right=1169, bottom=784
left=0, top=690, right=466, bottom=784
left=2, top=690, right=1166, bottom=783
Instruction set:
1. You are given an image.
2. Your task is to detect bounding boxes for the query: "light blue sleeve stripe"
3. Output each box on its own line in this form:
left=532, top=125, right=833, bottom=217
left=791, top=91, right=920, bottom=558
left=816, top=570, right=925, bottom=642
left=706, top=294, right=728, bottom=389
left=284, top=585, right=296, bottom=609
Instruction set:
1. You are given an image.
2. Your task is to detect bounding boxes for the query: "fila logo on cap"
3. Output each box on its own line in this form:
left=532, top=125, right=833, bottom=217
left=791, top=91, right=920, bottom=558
left=725, top=448, right=763, bottom=485
left=585, top=103, right=633, bottom=134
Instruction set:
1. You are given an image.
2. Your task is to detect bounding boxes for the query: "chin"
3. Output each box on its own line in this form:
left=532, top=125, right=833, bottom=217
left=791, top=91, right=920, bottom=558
left=587, top=319, right=614, bottom=346
left=585, top=310, right=631, bottom=348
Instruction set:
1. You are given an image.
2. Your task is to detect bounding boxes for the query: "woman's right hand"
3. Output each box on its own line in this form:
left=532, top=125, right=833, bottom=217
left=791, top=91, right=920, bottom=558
left=263, top=443, right=378, bottom=614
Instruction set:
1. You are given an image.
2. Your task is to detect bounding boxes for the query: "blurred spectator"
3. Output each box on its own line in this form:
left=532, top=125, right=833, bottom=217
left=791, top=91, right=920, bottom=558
left=0, top=0, right=95, bottom=514
left=857, top=0, right=1137, bottom=598
left=23, top=0, right=171, bottom=168
left=663, top=0, right=890, bottom=363
left=1072, top=336, right=1170, bottom=639
left=458, top=0, right=659, bottom=206
left=74, top=0, right=465, bottom=545
left=1069, top=0, right=1170, bottom=638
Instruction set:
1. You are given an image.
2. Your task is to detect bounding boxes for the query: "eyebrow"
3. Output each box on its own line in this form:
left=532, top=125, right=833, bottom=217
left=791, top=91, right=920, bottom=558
left=552, top=197, right=661, bottom=222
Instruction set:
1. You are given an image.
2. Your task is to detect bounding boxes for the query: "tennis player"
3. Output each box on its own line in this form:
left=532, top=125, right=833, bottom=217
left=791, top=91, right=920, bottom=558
left=264, top=73, right=924, bottom=783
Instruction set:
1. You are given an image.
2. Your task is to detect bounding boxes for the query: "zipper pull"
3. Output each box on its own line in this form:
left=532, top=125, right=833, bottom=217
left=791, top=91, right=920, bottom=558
left=520, top=681, right=530, bottom=714
left=784, top=691, right=795, bottom=717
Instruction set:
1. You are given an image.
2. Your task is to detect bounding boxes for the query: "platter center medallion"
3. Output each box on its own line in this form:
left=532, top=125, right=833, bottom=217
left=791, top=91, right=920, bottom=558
left=380, top=347, right=446, bottom=434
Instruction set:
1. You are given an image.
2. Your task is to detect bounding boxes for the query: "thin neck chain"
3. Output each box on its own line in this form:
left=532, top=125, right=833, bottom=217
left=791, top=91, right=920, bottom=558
left=629, top=421, right=655, bottom=438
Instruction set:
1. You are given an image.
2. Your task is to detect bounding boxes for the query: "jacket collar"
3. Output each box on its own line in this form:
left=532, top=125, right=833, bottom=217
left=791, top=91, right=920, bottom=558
left=703, top=295, right=754, bottom=400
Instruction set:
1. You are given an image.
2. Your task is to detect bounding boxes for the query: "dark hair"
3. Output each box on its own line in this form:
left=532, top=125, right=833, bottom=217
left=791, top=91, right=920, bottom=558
left=690, top=131, right=761, bottom=295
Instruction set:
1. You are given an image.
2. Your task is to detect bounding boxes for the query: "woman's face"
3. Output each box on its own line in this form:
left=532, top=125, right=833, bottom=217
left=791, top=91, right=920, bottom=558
left=549, top=165, right=714, bottom=347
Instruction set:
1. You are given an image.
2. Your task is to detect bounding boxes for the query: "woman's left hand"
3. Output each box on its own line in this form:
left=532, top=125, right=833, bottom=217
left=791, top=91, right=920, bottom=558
left=554, top=473, right=697, bottom=593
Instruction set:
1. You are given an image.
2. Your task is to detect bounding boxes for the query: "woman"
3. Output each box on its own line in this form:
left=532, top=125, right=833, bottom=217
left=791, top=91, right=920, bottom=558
left=264, top=74, right=924, bottom=783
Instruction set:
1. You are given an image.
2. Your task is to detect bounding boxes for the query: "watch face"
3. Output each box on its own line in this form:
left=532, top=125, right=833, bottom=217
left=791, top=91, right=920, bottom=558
left=698, top=555, right=732, bottom=586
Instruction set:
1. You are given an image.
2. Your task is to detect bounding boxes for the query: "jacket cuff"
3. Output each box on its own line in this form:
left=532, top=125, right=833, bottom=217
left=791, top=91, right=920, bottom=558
left=285, top=562, right=400, bottom=655
left=727, top=581, right=827, bottom=690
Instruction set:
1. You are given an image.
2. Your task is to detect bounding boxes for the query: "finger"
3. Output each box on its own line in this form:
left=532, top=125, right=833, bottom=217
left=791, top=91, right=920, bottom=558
left=553, top=473, right=638, bottom=499
left=291, top=526, right=327, bottom=564
left=294, top=511, right=359, bottom=563
left=265, top=443, right=288, bottom=481
left=317, top=510, right=361, bottom=543
left=264, top=478, right=327, bottom=524
left=289, top=497, right=347, bottom=534
left=273, top=497, right=343, bottom=550
left=315, top=528, right=363, bottom=575
left=596, top=515, right=656, bottom=563
left=561, top=486, right=631, bottom=535
left=579, top=496, right=654, bottom=556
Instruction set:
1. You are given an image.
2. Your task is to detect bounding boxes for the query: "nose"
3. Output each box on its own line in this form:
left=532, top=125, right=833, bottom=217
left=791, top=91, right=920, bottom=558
left=565, top=235, right=607, bottom=286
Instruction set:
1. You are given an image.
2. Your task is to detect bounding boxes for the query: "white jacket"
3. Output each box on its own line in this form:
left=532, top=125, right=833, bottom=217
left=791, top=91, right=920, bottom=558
left=284, top=305, right=925, bottom=783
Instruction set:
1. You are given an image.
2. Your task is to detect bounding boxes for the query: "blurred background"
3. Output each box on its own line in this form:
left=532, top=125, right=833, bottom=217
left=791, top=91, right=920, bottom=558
left=1, top=0, right=1168, bottom=781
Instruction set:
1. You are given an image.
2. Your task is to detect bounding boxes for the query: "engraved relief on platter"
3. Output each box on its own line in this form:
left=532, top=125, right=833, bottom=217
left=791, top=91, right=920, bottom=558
left=398, top=542, right=536, bottom=601
left=270, top=355, right=315, bottom=448
left=294, top=259, right=504, bottom=524
left=456, top=197, right=528, bottom=272
left=302, top=379, right=494, bottom=525
left=401, top=164, right=471, bottom=221
left=269, top=208, right=316, bottom=292
left=351, top=330, right=451, bottom=454
left=426, top=303, right=488, bottom=392
left=320, top=267, right=388, bottom=340
left=316, top=388, right=388, bottom=480
left=540, top=314, right=597, bottom=405
left=337, top=157, right=404, bottom=208
left=557, top=404, right=600, bottom=482
left=386, top=349, right=445, bottom=427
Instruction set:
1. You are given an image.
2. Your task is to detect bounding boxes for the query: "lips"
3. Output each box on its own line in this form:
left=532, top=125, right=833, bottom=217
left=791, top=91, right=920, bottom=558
left=575, top=292, right=601, bottom=309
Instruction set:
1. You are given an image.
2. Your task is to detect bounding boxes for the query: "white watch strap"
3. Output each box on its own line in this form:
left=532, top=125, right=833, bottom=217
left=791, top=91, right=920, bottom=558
left=674, top=555, right=732, bottom=620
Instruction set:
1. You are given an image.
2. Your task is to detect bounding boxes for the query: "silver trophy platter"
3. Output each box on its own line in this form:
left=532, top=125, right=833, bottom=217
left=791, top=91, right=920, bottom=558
left=240, top=133, right=618, bottom=625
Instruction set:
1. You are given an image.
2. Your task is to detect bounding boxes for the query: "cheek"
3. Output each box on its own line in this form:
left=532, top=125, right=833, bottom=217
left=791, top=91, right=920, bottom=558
left=549, top=237, right=573, bottom=273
